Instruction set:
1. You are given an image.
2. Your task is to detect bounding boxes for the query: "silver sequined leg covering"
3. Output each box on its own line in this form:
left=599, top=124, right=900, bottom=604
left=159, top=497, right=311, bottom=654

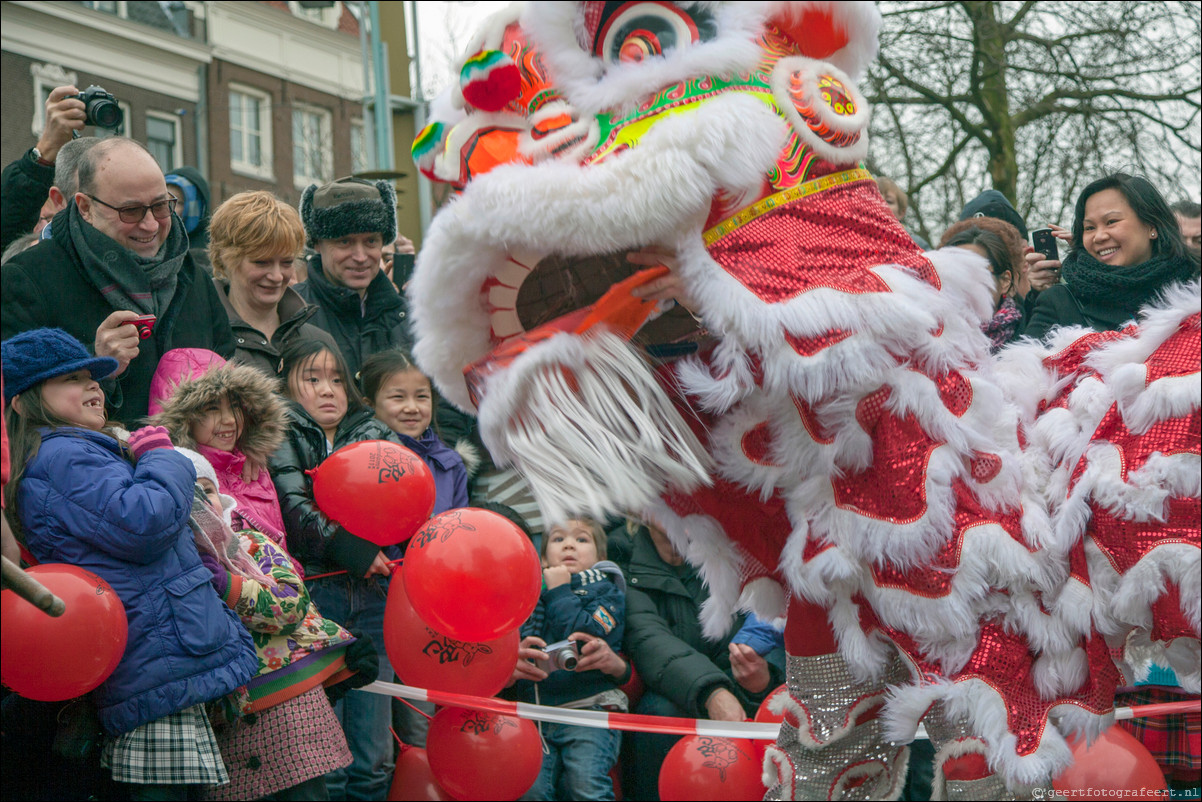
left=924, top=703, right=1030, bottom=801
left=762, top=652, right=909, bottom=801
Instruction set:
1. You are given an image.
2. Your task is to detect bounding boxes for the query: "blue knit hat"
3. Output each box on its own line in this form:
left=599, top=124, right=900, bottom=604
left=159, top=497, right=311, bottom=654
left=2, top=328, right=120, bottom=403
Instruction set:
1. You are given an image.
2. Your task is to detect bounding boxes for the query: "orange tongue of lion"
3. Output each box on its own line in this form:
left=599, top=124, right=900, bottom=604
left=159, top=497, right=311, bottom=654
left=464, top=266, right=670, bottom=407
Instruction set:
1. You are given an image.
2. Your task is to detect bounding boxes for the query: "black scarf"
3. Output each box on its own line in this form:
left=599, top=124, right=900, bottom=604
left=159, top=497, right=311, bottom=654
left=1061, top=247, right=1196, bottom=322
left=66, top=202, right=189, bottom=317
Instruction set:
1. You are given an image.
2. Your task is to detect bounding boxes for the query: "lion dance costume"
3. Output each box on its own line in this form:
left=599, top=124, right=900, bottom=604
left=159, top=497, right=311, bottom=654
left=408, top=3, right=1201, bottom=798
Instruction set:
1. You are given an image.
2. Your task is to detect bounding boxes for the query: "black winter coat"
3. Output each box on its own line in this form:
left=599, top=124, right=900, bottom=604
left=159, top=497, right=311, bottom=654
left=1023, top=283, right=1135, bottom=340
left=215, top=279, right=338, bottom=378
left=294, top=256, right=412, bottom=379
left=0, top=214, right=235, bottom=424
left=0, top=149, right=53, bottom=254
left=268, top=402, right=401, bottom=578
left=620, top=528, right=783, bottom=718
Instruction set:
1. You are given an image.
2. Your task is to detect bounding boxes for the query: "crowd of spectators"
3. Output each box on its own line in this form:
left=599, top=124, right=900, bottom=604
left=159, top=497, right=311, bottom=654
left=1, top=84, right=1199, bottom=802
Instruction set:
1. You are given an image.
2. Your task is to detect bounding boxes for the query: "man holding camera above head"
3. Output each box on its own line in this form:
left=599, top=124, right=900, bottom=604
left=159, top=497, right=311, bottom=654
left=0, top=84, right=94, bottom=253
left=1, top=136, right=234, bottom=423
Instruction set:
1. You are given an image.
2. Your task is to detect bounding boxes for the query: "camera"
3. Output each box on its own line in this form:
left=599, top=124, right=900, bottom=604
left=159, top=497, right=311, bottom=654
left=128, top=315, right=156, bottom=340
left=542, top=639, right=581, bottom=672
left=75, top=85, right=124, bottom=130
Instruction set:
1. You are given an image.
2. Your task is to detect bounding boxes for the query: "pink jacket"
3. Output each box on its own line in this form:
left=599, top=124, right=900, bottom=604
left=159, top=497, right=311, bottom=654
left=149, top=348, right=293, bottom=556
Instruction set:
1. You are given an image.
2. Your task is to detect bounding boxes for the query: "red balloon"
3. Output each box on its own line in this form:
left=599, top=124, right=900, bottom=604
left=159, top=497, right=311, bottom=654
left=1, top=564, right=128, bottom=701
left=312, top=440, right=435, bottom=546
left=403, top=508, right=541, bottom=642
left=384, top=571, right=519, bottom=697
left=755, top=684, right=788, bottom=724
left=389, top=746, right=453, bottom=801
left=1052, top=726, right=1167, bottom=798
left=426, top=706, right=542, bottom=801
left=659, top=735, right=765, bottom=802
left=752, top=684, right=788, bottom=762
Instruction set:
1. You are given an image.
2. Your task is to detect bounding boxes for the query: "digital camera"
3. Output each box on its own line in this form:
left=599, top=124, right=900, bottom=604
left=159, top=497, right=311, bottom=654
left=129, top=315, right=156, bottom=340
left=75, top=85, right=124, bottom=130
left=542, top=639, right=581, bottom=672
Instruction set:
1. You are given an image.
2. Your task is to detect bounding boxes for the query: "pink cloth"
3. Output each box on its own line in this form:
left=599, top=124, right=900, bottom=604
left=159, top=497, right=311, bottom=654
left=199, top=444, right=289, bottom=548
left=205, top=684, right=351, bottom=801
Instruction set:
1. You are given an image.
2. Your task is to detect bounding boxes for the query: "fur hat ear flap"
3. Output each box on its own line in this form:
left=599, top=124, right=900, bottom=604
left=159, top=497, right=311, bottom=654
left=300, top=183, right=319, bottom=246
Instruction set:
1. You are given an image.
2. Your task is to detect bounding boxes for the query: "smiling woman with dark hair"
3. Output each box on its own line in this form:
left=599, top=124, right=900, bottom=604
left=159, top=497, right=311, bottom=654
left=1025, top=173, right=1198, bottom=340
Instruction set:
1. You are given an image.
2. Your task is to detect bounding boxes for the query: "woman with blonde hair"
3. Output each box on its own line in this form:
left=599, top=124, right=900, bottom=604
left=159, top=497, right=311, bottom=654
left=208, top=191, right=336, bottom=377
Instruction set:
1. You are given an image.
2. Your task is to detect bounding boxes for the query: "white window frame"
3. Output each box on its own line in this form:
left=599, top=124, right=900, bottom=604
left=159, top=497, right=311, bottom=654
left=78, top=1, right=128, bottom=17
left=350, top=118, right=368, bottom=175
left=287, top=1, right=342, bottom=30
left=145, top=111, right=183, bottom=172
left=31, top=63, right=79, bottom=137
left=228, top=84, right=274, bottom=181
left=292, top=103, right=334, bottom=189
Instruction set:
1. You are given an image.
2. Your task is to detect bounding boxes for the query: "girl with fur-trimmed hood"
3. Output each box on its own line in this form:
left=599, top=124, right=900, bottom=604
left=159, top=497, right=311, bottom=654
left=149, top=348, right=293, bottom=558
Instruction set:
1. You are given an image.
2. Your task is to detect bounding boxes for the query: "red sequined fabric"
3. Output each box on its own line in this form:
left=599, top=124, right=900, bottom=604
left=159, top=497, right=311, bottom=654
left=705, top=181, right=937, bottom=304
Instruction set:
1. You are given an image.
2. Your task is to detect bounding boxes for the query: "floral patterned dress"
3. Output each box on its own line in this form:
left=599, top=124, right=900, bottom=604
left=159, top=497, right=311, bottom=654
left=205, top=530, right=356, bottom=800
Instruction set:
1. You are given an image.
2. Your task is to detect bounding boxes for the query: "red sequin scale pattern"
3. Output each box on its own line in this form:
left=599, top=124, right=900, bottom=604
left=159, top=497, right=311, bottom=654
left=1079, top=321, right=1200, bottom=638
left=872, top=611, right=1120, bottom=758
left=869, top=481, right=1026, bottom=598
left=707, top=180, right=936, bottom=306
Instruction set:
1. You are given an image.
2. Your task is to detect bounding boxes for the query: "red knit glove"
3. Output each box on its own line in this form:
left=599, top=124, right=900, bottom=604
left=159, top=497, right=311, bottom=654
left=128, top=425, right=174, bottom=457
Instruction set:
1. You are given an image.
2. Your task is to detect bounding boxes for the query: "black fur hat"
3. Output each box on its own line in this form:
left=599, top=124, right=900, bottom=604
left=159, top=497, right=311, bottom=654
left=300, top=177, right=397, bottom=246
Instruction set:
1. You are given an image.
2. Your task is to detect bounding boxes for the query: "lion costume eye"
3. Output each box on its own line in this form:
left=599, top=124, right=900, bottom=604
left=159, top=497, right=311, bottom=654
left=596, top=2, right=715, bottom=64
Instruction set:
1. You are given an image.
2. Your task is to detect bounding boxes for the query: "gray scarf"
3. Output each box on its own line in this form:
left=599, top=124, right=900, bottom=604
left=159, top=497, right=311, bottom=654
left=66, top=201, right=189, bottom=316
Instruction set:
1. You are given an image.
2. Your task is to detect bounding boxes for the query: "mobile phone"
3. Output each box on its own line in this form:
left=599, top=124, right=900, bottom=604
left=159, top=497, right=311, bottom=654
left=128, top=314, right=157, bottom=340
left=1030, top=228, right=1059, bottom=261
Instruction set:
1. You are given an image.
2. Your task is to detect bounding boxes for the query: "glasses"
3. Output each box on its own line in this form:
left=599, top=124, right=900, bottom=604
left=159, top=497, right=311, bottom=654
left=86, top=195, right=177, bottom=224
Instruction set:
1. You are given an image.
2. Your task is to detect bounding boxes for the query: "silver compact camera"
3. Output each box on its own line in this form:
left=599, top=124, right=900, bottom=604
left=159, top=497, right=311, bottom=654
left=542, top=639, right=581, bottom=671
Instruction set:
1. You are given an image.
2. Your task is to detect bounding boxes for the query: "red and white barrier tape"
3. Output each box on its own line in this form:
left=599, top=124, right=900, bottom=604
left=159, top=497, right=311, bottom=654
left=360, top=680, right=1201, bottom=739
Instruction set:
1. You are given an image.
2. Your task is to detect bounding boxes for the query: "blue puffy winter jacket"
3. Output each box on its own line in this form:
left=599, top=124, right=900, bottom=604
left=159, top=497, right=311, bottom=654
left=16, top=427, right=257, bottom=734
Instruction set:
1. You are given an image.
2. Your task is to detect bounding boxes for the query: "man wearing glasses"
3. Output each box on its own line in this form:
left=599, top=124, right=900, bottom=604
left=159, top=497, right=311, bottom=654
left=1, top=137, right=234, bottom=421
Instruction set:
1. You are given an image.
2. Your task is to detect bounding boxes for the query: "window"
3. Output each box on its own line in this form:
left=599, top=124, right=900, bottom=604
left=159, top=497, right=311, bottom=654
left=288, top=1, right=342, bottom=29
left=76, top=1, right=124, bottom=15
left=229, top=85, right=273, bottom=180
left=31, top=63, right=79, bottom=136
left=292, top=104, right=333, bottom=187
left=350, top=119, right=368, bottom=175
left=146, top=112, right=182, bottom=172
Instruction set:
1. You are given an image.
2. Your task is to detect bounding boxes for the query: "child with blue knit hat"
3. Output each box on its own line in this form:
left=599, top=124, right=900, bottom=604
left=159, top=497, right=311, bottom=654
left=2, top=327, right=257, bottom=797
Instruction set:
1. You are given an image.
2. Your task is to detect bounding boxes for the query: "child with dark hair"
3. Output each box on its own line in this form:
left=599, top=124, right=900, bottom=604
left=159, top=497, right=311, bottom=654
left=268, top=338, right=402, bottom=801
left=508, top=517, right=630, bottom=801
left=360, top=348, right=468, bottom=516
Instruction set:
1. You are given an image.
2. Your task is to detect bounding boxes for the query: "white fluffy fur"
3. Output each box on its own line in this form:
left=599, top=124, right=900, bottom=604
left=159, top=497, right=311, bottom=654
left=523, top=3, right=773, bottom=115
left=475, top=331, right=711, bottom=523
left=411, top=91, right=787, bottom=411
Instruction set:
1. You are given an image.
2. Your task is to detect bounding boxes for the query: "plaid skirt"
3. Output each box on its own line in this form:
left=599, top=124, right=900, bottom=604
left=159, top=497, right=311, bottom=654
left=102, top=704, right=228, bottom=786
left=204, top=684, right=351, bottom=801
left=1116, top=687, right=1202, bottom=782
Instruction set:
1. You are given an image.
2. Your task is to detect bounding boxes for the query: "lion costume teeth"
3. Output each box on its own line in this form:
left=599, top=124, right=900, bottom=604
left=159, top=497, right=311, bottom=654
left=410, top=3, right=1201, bottom=796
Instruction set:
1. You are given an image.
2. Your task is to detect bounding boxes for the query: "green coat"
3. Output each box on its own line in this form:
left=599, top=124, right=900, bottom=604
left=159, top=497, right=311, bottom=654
left=620, top=528, right=783, bottom=718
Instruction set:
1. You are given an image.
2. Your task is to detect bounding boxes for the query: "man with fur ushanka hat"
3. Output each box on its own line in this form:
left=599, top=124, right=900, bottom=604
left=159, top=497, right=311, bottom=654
left=293, top=177, right=412, bottom=378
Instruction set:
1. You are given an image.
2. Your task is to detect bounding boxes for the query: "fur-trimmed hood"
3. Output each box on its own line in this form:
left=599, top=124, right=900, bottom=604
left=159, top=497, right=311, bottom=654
left=149, top=349, right=288, bottom=464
